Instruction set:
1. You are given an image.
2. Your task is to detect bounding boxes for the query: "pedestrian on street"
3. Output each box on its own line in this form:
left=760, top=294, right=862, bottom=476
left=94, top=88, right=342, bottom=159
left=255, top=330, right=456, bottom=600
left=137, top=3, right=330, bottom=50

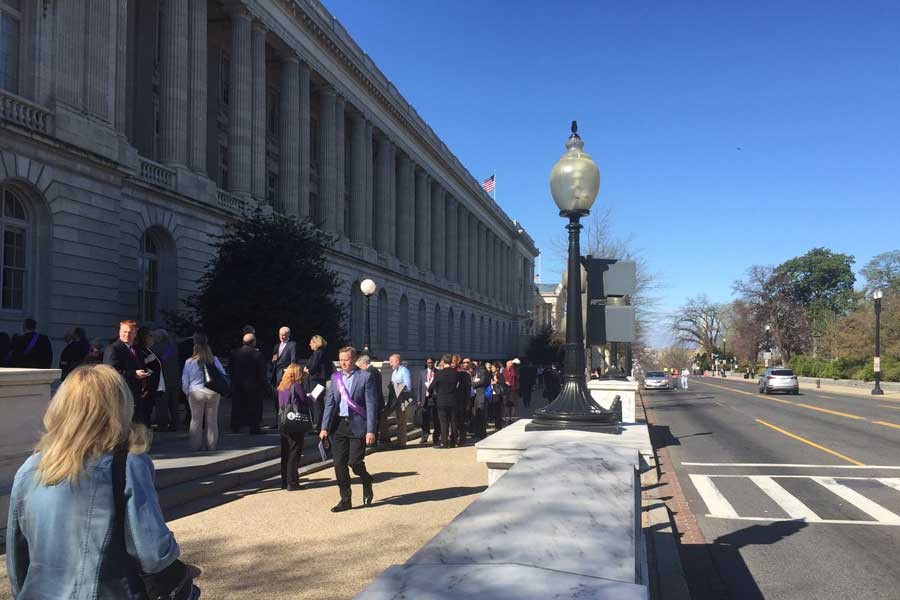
left=58, top=327, right=89, bottom=380
left=358, top=355, right=386, bottom=445
left=229, top=332, right=268, bottom=433
left=320, top=346, right=377, bottom=512
left=135, top=327, right=163, bottom=426
left=152, top=328, right=181, bottom=431
left=681, top=368, right=689, bottom=390
left=278, top=363, right=313, bottom=491
left=456, top=357, right=473, bottom=445
left=103, top=319, right=150, bottom=418
left=415, top=357, right=437, bottom=445
left=270, top=326, right=297, bottom=428
left=9, top=318, right=53, bottom=369
left=519, top=362, right=536, bottom=408
left=385, top=353, right=413, bottom=447
left=433, top=354, right=460, bottom=447
left=470, top=360, right=489, bottom=439
left=181, top=334, right=228, bottom=451
left=304, top=334, right=333, bottom=431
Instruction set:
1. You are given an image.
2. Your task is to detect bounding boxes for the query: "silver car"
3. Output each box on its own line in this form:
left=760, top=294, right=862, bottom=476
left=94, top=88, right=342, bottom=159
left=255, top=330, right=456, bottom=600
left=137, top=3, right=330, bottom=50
left=758, top=367, right=799, bottom=395
left=644, top=371, right=671, bottom=390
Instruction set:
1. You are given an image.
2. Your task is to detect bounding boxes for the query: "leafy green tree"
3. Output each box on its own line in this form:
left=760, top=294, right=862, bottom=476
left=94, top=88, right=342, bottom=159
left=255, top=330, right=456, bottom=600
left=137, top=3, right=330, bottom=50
left=861, top=250, right=900, bottom=293
left=184, top=208, right=346, bottom=356
left=772, top=247, right=855, bottom=331
left=525, top=325, right=563, bottom=365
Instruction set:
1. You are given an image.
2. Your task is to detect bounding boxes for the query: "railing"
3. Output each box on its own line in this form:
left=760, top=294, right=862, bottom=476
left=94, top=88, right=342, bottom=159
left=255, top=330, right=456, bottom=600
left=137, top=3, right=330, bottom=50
left=138, top=157, right=176, bottom=191
left=216, top=188, right=245, bottom=213
left=0, top=89, right=53, bottom=135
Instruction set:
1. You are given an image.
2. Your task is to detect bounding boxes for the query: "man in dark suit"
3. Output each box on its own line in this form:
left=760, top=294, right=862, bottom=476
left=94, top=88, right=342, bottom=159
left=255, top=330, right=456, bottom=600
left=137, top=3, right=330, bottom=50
left=9, top=318, right=53, bottom=369
left=456, top=358, right=473, bottom=445
left=59, top=327, right=89, bottom=380
left=358, top=355, right=386, bottom=446
left=320, top=346, right=377, bottom=512
left=519, top=362, right=536, bottom=408
left=103, top=319, right=150, bottom=413
left=270, top=326, right=297, bottom=427
left=414, top=357, right=436, bottom=445
left=230, top=332, right=268, bottom=433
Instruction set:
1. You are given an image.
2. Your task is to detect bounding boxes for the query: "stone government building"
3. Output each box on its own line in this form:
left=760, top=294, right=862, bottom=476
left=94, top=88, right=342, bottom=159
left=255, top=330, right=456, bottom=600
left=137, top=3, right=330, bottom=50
left=0, top=0, right=539, bottom=361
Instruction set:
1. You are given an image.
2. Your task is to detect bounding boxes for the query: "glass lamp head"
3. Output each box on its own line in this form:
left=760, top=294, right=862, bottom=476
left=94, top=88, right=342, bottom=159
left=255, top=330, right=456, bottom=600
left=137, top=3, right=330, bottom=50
left=360, top=278, right=377, bottom=297
left=550, top=121, right=600, bottom=215
left=873, top=289, right=884, bottom=300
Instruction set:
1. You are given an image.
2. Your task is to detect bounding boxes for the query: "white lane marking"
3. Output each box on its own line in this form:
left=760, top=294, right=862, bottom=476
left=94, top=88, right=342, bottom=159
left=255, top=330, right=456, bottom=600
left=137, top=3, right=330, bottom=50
left=694, top=474, right=900, bottom=480
left=681, top=463, right=900, bottom=469
left=877, top=478, right=900, bottom=493
left=749, top=476, right=822, bottom=521
left=813, top=477, right=900, bottom=524
left=689, top=474, right=739, bottom=518
left=703, top=515, right=900, bottom=526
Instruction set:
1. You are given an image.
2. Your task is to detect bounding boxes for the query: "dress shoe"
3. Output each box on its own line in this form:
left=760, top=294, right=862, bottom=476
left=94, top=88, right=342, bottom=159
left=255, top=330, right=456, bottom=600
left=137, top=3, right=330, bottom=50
left=330, top=500, right=352, bottom=513
left=286, top=483, right=301, bottom=492
left=362, top=482, right=374, bottom=506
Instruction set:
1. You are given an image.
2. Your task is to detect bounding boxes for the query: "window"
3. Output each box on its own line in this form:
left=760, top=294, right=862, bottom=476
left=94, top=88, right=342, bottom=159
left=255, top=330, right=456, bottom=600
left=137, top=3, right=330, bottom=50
left=138, top=232, right=159, bottom=323
left=266, top=86, right=279, bottom=139
left=0, top=186, right=26, bottom=310
left=266, top=170, right=277, bottom=208
left=220, top=52, right=231, bottom=106
left=0, top=1, right=20, bottom=93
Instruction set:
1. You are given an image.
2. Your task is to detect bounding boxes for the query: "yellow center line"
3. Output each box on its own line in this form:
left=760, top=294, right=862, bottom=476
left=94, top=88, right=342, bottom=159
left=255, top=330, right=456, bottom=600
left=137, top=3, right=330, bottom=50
left=872, top=420, right=900, bottom=430
left=696, top=380, right=795, bottom=404
left=755, top=419, right=864, bottom=466
left=880, top=405, right=900, bottom=411
left=795, top=403, right=866, bottom=420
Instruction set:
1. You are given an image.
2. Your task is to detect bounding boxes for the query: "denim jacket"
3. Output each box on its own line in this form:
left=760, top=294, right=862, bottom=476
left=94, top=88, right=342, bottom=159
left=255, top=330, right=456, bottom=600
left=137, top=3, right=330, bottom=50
left=6, top=451, right=180, bottom=599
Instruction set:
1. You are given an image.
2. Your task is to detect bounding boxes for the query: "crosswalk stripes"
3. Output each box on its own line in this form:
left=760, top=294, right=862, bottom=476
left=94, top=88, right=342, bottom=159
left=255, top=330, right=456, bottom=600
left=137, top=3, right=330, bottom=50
left=689, top=473, right=900, bottom=526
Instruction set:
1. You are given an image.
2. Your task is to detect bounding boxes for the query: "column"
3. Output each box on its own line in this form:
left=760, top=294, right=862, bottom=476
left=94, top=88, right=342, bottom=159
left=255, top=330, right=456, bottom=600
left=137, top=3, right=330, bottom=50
left=431, top=184, right=445, bottom=278
left=159, top=0, right=188, bottom=163
left=250, top=22, right=267, bottom=200
left=228, top=8, right=252, bottom=194
left=397, top=156, right=415, bottom=263
left=84, top=0, right=111, bottom=120
left=374, top=133, right=391, bottom=252
left=458, top=205, right=468, bottom=289
left=335, top=96, right=346, bottom=236
left=114, top=0, right=128, bottom=131
left=55, top=2, right=85, bottom=108
left=446, top=196, right=457, bottom=283
left=319, top=86, right=337, bottom=231
left=478, top=222, right=487, bottom=294
left=387, top=142, right=397, bottom=256
left=468, top=213, right=476, bottom=291
left=415, top=169, right=431, bottom=270
left=350, top=112, right=367, bottom=243
left=188, top=0, right=208, bottom=173
left=486, top=231, right=494, bottom=300
left=278, top=56, right=300, bottom=216
left=365, top=121, right=374, bottom=246
left=299, top=62, right=311, bottom=217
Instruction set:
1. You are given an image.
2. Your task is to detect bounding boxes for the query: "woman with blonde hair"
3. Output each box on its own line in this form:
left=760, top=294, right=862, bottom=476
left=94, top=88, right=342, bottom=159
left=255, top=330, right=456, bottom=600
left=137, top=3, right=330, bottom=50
left=304, top=334, right=333, bottom=431
left=6, top=364, right=198, bottom=598
left=278, top=362, right=313, bottom=491
left=181, top=333, right=228, bottom=451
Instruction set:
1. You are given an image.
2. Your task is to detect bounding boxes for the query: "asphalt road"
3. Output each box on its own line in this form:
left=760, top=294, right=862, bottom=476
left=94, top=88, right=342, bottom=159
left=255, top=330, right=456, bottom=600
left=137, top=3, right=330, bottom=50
left=644, top=376, right=900, bottom=600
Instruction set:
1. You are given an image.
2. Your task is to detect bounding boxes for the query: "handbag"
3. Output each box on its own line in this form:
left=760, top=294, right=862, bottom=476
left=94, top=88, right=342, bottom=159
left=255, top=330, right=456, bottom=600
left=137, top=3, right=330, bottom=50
left=112, top=446, right=200, bottom=599
left=279, top=385, right=313, bottom=434
left=202, top=360, right=229, bottom=396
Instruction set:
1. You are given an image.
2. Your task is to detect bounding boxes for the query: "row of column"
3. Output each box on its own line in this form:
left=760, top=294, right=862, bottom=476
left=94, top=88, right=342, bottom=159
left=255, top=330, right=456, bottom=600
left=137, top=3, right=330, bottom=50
left=152, top=3, right=522, bottom=309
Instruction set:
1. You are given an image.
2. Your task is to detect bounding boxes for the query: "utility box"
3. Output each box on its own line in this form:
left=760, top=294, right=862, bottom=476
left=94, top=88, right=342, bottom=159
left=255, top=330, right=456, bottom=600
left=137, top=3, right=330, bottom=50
left=585, top=258, right=636, bottom=299
left=586, top=304, right=635, bottom=344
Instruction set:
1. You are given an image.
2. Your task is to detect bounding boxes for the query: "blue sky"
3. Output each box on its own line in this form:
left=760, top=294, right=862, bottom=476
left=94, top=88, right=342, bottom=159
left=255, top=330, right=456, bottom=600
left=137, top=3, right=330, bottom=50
left=323, top=0, right=900, bottom=346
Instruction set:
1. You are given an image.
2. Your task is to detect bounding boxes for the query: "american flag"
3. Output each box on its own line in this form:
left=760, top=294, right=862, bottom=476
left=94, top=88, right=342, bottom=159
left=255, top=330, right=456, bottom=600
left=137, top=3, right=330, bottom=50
left=481, top=174, right=495, bottom=194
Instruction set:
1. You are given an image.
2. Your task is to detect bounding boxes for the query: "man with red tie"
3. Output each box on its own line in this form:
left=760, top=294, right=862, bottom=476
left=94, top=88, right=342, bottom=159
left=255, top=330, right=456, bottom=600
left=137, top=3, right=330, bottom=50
left=103, top=319, right=150, bottom=421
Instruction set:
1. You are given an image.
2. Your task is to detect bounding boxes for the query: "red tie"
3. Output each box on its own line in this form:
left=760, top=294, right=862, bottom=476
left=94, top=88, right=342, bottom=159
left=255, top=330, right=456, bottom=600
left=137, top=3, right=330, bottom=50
left=130, top=346, right=138, bottom=361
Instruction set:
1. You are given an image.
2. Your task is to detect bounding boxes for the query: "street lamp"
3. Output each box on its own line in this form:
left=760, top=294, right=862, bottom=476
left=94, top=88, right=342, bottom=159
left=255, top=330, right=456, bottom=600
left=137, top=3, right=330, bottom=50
left=527, top=122, right=617, bottom=433
left=360, top=278, right=377, bottom=358
left=872, top=289, right=884, bottom=396
left=764, top=325, right=772, bottom=368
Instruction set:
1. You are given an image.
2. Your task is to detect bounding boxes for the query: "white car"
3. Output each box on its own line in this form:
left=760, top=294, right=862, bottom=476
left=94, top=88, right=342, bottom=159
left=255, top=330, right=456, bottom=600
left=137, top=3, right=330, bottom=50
left=644, top=371, right=671, bottom=390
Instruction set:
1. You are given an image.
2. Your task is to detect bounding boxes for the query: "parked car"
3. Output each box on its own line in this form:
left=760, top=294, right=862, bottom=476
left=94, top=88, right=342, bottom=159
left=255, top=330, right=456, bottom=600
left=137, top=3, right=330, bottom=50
left=644, top=371, right=671, bottom=390
left=758, top=367, right=799, bottom=395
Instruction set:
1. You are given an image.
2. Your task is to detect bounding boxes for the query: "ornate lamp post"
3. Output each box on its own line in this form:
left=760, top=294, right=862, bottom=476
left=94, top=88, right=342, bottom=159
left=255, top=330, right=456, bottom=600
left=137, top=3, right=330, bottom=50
left=872, top=289, right=884, bottom=396
left=360, top=278, right=377, bottom=358
left=527, top=122, right=618, bottom=433
left=764, top=325, right=772, bottom=368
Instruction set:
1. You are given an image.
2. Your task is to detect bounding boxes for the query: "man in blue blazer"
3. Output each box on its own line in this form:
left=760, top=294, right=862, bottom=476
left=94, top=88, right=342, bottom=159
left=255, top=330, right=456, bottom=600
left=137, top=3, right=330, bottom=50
left=320, top=346, right=378, bottom=512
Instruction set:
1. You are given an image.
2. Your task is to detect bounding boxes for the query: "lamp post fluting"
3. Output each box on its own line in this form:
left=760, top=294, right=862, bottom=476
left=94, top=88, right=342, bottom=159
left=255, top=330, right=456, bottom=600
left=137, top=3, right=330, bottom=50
left=527, top=122, right=618, bottom=433
left=361, top=278, right=377, bottom=358
left=872, top=290, right=884, bottom=396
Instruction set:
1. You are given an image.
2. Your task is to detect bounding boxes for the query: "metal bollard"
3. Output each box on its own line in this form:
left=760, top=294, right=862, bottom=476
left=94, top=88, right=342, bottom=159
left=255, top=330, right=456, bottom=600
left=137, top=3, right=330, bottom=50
left=816, top=379, right=821, bottom=389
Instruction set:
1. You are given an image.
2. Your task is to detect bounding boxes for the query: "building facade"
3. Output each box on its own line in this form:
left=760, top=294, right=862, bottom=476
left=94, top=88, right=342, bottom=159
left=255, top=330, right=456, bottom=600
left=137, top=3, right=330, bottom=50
left=0, top=0, right=538, bottom=360
left=535, top=282, right=563, bottom=333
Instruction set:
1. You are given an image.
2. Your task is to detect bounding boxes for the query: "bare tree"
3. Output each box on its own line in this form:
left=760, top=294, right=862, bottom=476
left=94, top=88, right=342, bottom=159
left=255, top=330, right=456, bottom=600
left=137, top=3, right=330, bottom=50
left=671, top=295, right=725, bottom=356
left=657, top=345, right=695, bottom=371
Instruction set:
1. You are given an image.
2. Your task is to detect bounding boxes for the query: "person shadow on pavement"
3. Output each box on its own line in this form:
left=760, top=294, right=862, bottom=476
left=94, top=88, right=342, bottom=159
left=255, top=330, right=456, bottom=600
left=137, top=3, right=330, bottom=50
left=369, top=485, right=487, bottom=507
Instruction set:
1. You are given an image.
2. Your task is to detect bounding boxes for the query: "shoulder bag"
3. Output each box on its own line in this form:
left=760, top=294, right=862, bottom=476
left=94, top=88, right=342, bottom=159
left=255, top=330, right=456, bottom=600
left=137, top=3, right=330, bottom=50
left=279, top=385, right=313, bottom=434
left=202, top=360, right=229, bottom=396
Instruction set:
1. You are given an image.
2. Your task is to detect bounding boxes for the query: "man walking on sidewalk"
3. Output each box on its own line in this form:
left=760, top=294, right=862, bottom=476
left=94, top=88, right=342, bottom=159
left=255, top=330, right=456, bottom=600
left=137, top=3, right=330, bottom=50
left=320, top=346, right=377, bottom=512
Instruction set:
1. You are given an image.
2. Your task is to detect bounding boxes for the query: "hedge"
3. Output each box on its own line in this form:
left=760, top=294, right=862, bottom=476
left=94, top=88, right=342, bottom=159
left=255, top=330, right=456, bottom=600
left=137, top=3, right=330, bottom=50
left=787, top=355, right=900, bottom=382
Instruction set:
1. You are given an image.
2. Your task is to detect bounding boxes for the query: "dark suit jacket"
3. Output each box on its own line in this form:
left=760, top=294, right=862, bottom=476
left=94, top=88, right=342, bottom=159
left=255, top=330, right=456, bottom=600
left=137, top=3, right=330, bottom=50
left=230, top=344, right=268, bottom=394
left=415, top=368, right=436, bottom=407
left=367, top=365, right=385, bottom=412
left=321, top=368, right=378, bottom=438
left=271, top=340, right=297, bottom=386
left=103, top=340, right=141, bottom=396
left=305, top=348, right=333, bottom=387
left=471, top=368, right=489, bottom=408
left=10, top=332, right=53, bottom=369
left=59, top=339, right=89, bottom=379
left=456, top=370, right=472, bottom=410
left=434, top=367, right=459, bottom=408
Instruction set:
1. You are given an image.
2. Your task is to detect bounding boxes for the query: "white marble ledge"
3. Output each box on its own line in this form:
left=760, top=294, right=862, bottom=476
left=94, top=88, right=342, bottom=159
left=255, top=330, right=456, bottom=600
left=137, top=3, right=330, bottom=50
left=476, top=418, right=653, bottom=462
left=0, top=368, right=61, bottom=385
left=356, top=563, right=647, bottom=600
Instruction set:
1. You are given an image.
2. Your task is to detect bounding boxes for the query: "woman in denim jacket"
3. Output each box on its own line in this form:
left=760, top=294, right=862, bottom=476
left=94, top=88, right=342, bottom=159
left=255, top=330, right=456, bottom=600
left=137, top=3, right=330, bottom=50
left=6, top=364, right=186, bottom=599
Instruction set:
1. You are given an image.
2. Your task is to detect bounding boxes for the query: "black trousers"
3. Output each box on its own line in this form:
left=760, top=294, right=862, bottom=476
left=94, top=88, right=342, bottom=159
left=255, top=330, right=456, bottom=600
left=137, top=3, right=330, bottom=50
left=455, top=402, right=469, bottom=443
left=420, top=401, right=433, bottom=437
left=471, top=406, right=487, bottom=439
left=521, top=386, right=532, bottom=408
left=331, top=418, right=372, bottom=502
left=280, top=430, right=304, bottom=487
left=437, top=405, right=456, bottom=446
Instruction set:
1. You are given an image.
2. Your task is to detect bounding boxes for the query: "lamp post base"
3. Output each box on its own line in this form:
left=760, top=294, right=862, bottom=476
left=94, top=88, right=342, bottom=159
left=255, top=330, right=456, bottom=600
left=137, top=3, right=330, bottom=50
left=872, top=385, right=884, bottom=396
left=526, top=378, right=620, bottom=434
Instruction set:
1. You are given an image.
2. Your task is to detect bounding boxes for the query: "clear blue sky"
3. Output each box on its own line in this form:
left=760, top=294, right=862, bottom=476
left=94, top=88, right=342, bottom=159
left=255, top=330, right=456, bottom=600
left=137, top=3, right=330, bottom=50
left=323, top=0, right=900, bottom=345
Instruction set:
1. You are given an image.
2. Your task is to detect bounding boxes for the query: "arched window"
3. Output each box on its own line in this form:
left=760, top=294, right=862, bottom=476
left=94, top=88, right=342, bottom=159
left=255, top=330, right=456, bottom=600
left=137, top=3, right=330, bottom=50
left=377, top=288, right=388, bottom=351
left=433, top=304, right=441, bottom=352
left=418, top=299, right=427, bottom=351
left=399, top=294, right=409, bottom=351
left=1, top=186, right=28, bottom=310
left=448, top=308, right=455, bottom=351
left=137, top=227, right=176, bottom=324
left=459, top=311, right=466, bottom=354
left=350, top=281, right=364, bottom=349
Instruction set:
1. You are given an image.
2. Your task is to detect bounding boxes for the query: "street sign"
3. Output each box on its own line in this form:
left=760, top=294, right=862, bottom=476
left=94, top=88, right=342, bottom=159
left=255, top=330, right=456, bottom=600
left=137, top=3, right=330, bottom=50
left=874, top=357, right=881, bottom=373
left=763, top=352, right=772, bottom=360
